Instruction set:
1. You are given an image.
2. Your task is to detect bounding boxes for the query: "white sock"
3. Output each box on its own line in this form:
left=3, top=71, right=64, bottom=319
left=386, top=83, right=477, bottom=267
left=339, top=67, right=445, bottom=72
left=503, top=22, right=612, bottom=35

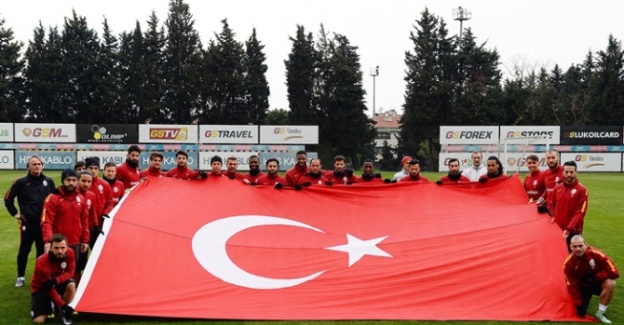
left=599, top=304, right=608, bottom=312
left=17, top=276, right=24, bottom=280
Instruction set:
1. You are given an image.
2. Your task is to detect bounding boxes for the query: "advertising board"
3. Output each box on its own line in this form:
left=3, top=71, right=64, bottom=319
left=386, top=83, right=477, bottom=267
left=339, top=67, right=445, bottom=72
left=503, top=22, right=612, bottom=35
left=439, top=126, right=499, bottom=144
left=199, top=125, right=258, bottom=144
left=15, top=151, right=76, bottom=170
left=139, top=125, right=198, bottom=144
left=259, top=126, right=318, bottom=144
left=77, top=124, right=138, bottom=144
left=15, top=124, right=76, bottom=143
left=561, top=153, right=622, bottom=172
left=500, top=126, right=560, bottom=145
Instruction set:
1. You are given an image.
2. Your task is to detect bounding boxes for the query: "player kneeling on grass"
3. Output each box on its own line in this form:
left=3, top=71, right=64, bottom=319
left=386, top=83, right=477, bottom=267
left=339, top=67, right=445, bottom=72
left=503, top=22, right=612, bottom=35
left=31, top=233, right=75, bottom=325
left=564, top=235, right=619, bottom=324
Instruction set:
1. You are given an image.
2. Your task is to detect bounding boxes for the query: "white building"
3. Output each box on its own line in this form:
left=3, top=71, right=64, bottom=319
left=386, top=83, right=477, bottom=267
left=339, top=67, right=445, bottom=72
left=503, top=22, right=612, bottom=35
left=373, top=109, right=401, bottom=161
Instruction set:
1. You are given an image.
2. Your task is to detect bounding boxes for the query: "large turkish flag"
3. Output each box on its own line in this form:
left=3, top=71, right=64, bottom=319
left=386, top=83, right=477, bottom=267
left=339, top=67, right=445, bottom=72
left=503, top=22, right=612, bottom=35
left=73, top=175, right=588, bottom=321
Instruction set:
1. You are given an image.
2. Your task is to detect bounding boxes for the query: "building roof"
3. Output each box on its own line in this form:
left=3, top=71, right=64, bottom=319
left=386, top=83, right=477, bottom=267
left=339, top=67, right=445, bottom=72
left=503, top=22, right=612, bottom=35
left=373, top=109, right=401, bottom=129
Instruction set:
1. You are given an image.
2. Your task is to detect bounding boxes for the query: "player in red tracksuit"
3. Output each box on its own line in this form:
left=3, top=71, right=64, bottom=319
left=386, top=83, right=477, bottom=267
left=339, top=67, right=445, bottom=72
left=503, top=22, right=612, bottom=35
left=285, top=151, right=309, bottom=187
left=85, top=157, right=115, bottom=247
left=140, top=152, right=166, bottom=178
left=297, top=158, right=330, bottom=186
left=524, top=155, right=546, bottom=202
left=167, top=150, right=203, bottom=180
left=242, top=155, right=265, bottom=185
left=256, top=158, right=288, bottom=187
left=75, top=171, right=98, bottom=284
left=541, top=149, right=564, bottom=211
left=41, top=169, right=89, bottom=285
left=438, top=158, right=471, bottom=184
left=324, top=155, right=357, bottom=184
left=546, top=161, right=589, bottom=247
left=116, top=145, right=142, bottom=189
left=30, top=233, right=75, bottom=324
left=477, top=156, right=507, bottom=183
left=400, top=160, right=430, bottom=183
left=354, top=159, right=384, bottom=184
left=103, top=162, right=125, bottom=205
left=564, top=235, right=619, bottom=323
left=223, top=156, right=245, bottom=181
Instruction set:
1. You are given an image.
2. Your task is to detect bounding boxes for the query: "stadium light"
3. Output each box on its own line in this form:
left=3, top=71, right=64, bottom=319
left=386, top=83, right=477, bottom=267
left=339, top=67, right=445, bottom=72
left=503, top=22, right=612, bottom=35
left=453, top=6, right=472, bottom=42
left=370, top=66, right=379, bottom=117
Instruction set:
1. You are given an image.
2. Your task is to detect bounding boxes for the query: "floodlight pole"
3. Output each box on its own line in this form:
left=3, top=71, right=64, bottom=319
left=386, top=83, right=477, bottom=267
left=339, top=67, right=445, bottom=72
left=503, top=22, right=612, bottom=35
left=370, top=66, right=379, bottom=117
left=453, top=6, right=472, bottom=42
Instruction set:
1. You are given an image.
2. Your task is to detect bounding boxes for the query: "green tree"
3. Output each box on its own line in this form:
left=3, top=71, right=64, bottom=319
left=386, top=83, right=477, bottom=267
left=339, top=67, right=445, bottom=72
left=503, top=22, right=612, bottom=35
left=399, top=9, right=454, bottom=170
left=163, top=0, right=203, bottom=123
left=60, top=10, right=100, bottom=123
left=264, top=108, right=289, bottom=125
left=587, top=35, right=624, bottom=124
left=454, top=28, right=503, bottom=125
left=202, top=19, right=246, bottom=124
left=142, top=12, right=167, bottom=123
left=319, top=32, right=374, bottom=164
left=23, top=25, right=67, bottom=122
left=92, top=18, right=120, bottom=123
left=117, top=21, right=145, bottom=123
left=284, top=25, right=319, bottom=125
left=0, top=16, right=24, bottom=121
left=244, top=28, right=269, bottom=124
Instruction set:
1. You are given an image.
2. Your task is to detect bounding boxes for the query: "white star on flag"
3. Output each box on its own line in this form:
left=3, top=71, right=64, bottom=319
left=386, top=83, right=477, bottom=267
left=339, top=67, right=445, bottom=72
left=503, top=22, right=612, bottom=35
left=326, top=234, right=392, bottom=267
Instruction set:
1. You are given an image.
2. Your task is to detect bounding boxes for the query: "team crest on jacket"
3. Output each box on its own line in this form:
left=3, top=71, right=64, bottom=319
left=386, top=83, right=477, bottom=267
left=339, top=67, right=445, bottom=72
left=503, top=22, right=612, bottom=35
left=87, top=199, right=91, bottom=207
left=555, top=177, right=560, bottom=183
left=61, top=262, right=67, bottom=269
left=571, top=189, right=577, bottom=197
left=76, top=196, right=81, bottom=203
left=98, top=184, right=104, bottom=193
left=533, top=180, right=537, bottom=186
left=43, top=180, right=48, bottom=186
left=113, top=187, right=119, bottom=193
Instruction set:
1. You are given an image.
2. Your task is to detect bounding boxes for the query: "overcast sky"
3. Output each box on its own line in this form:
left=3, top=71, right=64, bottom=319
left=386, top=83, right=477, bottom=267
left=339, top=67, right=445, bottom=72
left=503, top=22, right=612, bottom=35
left=3, top=0, right=624, bottom=117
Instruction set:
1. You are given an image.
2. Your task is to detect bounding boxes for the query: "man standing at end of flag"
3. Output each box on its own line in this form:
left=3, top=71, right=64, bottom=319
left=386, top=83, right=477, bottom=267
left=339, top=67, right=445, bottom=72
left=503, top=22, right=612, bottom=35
left=564, top=235, right=619, bottom=324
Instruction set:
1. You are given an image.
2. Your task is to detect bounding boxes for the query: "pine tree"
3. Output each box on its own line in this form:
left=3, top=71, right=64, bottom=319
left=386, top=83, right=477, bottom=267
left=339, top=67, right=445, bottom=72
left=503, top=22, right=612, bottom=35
left=284, top=25, right=319, bottom=125
left=118, top=21, right=145, bottom=123
left=60, top=10, right=101, bottom=123
left=142, top=12, right=167, bottom=123
left=91, top=18, right=120, bottom=123
left=163, top=0, right=203, bottom=123
left=264, top=108, right=289, bottom=125
left=244, top=28, right=270, bottom=124
left=202, top=19, right=246, bottom=124
left=0, top=16, right=24, bottom=121
left=588, top=35, right=624, bottom=124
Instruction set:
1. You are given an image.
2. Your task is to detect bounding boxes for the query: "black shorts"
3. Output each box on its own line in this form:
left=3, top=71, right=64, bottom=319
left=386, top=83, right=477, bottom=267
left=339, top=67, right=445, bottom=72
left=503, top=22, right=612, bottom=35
left=30, top=280, right=73, bottom=318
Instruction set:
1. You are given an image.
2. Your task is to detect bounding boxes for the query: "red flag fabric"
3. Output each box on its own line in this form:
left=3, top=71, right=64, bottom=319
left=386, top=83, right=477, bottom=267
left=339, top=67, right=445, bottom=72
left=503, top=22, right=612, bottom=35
left=73, top=175, right=589, bottom=321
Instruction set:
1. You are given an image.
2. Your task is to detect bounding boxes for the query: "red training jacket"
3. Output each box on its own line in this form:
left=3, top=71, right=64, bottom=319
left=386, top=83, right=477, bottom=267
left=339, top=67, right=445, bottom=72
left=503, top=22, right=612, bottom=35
left=564, top=246, right=619, bottom=306
left=243, top=171, right=265, bottom=184
left=439, top=175, right=471, bottom=183
left=31, top=247, right=76, bottom=307
left=116, top=161, right=141, bottom=189
left=41, top=187, right=89, bottom=245
left=524, top=170, right=546, bottom=202
left=140, top=167, right=166, bottom=178
left=285, top=165, right=309, bottom=187
left=166, top=166, right=199, bottom=180
left=551, top=179, right=588, bottom=234
left=89, top=177, right=115, bottom=227
left=256, top=174, right=288, bottom=187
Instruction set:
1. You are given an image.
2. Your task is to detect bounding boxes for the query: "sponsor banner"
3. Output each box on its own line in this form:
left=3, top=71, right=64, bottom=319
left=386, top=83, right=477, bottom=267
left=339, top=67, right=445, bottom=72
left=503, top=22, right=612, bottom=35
left=199, top=125, right=258, bottom=144
left=439, top=152, right=548, bottom=173
left=439, top=126, right=499, bottom=144
left=561, top=153, right=622, bottom=172
left=259, top=126, right=319, bottom=144
left=198, top=152, right=257, bottom=171
left=0, top=123, right=14, bottom=142
left=259, top=152, right=318, bottom=171
left=500, top=126, right=560, bottom=145
left=76, top=151, right=127, bottom=169
left=15, top=151, right=76, bottom=170
left=77, top=124, right=139, bottom=144
left=15, top=123, right=76, bottom=143
left=139, top=125, right=198, bottom=144
left=0, top=150, right=14, bottom=169
left=140, top=151, right=198, bottom=171
left=560, top=126, right=622, bottom=145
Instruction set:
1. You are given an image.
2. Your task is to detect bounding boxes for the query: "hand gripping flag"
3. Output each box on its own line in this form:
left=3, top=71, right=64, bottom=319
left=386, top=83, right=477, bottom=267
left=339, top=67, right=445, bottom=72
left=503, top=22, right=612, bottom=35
left=73, top=175, right=588, bottom=321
